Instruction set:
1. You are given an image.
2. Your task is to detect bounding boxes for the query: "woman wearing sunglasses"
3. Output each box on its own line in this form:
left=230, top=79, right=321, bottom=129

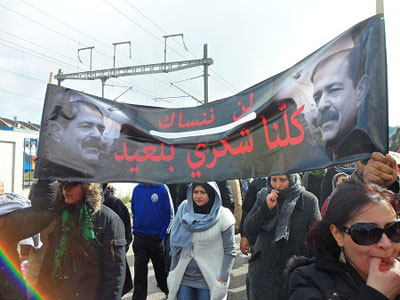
left=288, top=180, right=400, bottom=300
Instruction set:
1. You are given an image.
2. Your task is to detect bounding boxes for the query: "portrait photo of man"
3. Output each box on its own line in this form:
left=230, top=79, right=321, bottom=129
left=48, top=99, right=107, bottom=161
left=311, top=47, right=372, bottom=160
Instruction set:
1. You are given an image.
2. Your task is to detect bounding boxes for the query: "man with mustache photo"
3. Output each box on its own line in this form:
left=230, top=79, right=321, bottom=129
left=311, top=47, right=377, bottom=161
left=48, top=99, right=107, bottom=161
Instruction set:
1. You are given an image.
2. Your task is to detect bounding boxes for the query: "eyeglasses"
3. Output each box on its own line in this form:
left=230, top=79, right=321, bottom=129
left=342, top=219, right=400, bottom=246
left=61, top=181, right=81, bottom=187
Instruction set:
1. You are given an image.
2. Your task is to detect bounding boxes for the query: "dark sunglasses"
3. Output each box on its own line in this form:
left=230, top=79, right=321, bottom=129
left=61, top=181, right=81, bottom=187
left=342, top=219, right=400, bottom=246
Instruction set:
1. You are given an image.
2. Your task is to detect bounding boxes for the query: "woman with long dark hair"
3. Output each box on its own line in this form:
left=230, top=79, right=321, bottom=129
left=288, top=181, right=400, bottom=300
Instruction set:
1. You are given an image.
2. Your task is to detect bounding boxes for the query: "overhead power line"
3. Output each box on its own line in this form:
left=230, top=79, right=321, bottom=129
left=0, top=3, right=82, bottom=45
left=115, top=0, right=238, bottom=93
left=13, top=0, right=198, bottom=94
left=0, top=67, right=48, bottom=84
left=0, top=89, right=43, bottom=101
left=0, top=40, right=81, bottom=72
left=0, top=39, right=161, bottom=100
left=0, top=29, right=88, bottom=68
left=1, top=1, right=204, bottom=102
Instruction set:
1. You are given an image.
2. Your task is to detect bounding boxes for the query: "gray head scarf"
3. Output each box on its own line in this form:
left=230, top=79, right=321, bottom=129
left=256, top=174, right=304, bottom=243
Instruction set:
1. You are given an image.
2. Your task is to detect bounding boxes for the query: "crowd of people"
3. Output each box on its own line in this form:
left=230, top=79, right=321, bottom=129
left=1, top=151, right=400, bottom=300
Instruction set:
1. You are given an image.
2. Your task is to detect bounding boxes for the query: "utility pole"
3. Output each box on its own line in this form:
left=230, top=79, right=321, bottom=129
left=376, top=0, right=384, bottom=14
left=55, top=43, right=212, bottom=102
left=78, top=46, right=95, bottom=70
left=113, top=41, right=132, bottom=68
left=203, top=44, right=209, bottom=104
left=163, top=34, right=187, bottom=63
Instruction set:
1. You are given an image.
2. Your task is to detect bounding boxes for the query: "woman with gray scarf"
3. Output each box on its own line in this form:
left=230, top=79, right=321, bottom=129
left=244, top=174, right=320, bottom=300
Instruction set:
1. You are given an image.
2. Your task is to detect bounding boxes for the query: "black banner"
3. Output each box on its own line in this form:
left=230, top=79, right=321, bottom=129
left=35, top=14, right=387, bottom=184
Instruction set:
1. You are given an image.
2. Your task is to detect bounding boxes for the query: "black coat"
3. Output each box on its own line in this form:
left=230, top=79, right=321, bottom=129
left=244, top=191, right=320, bottom=300
left=288, top=255, right=397, bottom=300
left=103, top=191, right=133, bottom=295
left=239, top=177, right=268, bottom=245
left=0, top=180, right=58, bottom=300
left=103, top=191, right=132, bottom=250
left=37, top=188, right=126, bottom=300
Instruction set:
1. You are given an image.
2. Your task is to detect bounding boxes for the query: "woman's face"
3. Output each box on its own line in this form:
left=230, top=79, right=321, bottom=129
left=332, top=201, right=400, bottom=281
left=270, top=175, right=290, bottom=190
left=63, top=183, right=84, bottom=205
left=193, top=185, right=210, bottom=207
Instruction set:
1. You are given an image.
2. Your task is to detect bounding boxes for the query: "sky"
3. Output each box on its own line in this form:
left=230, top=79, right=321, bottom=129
left=0, top=0, right=399, bottom=126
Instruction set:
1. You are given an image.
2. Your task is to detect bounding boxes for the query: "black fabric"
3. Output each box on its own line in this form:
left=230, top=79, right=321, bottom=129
left=288, top=255, right=397, bottom=300
left=216, top=181, right=235, bottom=214
left=320, top=167, right=339, bottom=206
left=37, top=204, right=127, bottom=300
left=239, top=177, right=268, bottom=245
left=36, top=15, right=388, bottom=184
left=244, top=191, right=320, bottom=300
left=166, top=184, right=179, bottom=212
left=302, top=172, right=324, bottom=208
left=0, top=180, right=59, bottom=300
left=103, top=191, right=133, bottom=296
left=132, top=232, right=168, bottom=300
left=192, top=183, right=216, bottom=214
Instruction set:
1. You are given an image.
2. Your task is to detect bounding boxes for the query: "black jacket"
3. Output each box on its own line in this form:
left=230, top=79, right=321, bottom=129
left=103, top=190, right=133, bottom=295
left=244, top=191, right=320, bottom=300
left=288, top=255, right=397, bottom=300
left=103, top=191, right=132, bottom=250
left=37, top=183, right=126, bottom=300
left=239, top=177, right=267, bottom=244
left=0, top=180, right=58, bottom=300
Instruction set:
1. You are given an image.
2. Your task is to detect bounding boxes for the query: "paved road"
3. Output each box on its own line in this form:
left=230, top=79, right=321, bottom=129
left=122, top=235, right=249, bottom=300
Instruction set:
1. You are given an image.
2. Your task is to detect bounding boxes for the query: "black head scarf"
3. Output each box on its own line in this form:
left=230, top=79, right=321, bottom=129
left=192, top=183, right=216, bottom=214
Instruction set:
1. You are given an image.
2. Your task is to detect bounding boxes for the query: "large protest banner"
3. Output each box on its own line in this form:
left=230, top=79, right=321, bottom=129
left=35, top=14, right=387, bottom=184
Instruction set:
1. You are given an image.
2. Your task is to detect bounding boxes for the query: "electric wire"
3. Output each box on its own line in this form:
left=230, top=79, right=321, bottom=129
left=0, top=40, right=81, bottom=72
left=117, top=0, right=237, bottom=93
left=0, top=67, right=48, bottom=84
left=0, top=39, right=159, bottom=100
left=1, top=2, right=201, bottom=104
left=0, top=29, right=88, bottom=68
left=0, top=89, right=43, bottom=101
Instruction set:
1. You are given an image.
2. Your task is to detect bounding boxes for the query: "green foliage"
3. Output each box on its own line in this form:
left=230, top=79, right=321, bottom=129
left=118, top=194, right=131, bottom=205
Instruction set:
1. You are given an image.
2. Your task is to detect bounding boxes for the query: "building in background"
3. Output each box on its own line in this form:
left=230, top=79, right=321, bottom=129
left=0, top=116, right=39, bottom=196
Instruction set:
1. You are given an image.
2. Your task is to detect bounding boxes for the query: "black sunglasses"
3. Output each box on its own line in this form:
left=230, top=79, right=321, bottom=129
left=342, top=219, right=400, bottom=246
left=61, top=181, right=81, bottom=187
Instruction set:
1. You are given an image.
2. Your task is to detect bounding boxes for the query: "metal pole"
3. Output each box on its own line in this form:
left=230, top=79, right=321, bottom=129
left=113, top=45, right=116, bottom=68
left=376, top=0, right=384, bottom=14
left=90, top=48, right=93, bottom=70
left=57, top=69, right=62, bottom=86
left=203, top=44, right=209, bottom=104
left=101, top=78, right=107, bottom=98
left=49, top=72, right=54, bottom=84
left=164, top=38, right=167, bottom=63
